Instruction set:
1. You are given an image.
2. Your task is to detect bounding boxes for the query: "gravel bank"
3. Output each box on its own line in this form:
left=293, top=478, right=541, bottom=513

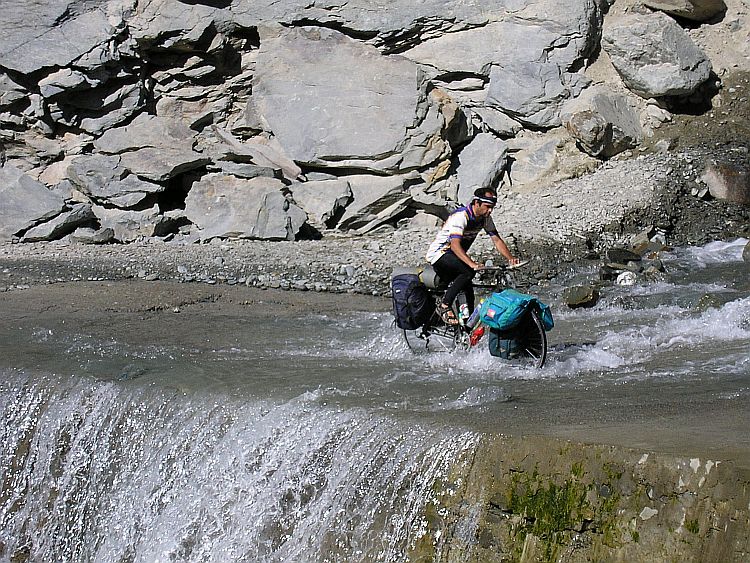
left=2, top=145, right=748, bottom=296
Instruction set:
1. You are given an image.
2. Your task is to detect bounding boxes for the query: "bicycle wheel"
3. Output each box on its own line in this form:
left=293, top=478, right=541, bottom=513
left=403, top=322, right=461, bottom=353
left=514, top=308, right=547, bottom=368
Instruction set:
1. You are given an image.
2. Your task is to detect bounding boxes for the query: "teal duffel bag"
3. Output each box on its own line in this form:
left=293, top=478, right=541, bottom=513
left=479, top=289, right=554, bottom=331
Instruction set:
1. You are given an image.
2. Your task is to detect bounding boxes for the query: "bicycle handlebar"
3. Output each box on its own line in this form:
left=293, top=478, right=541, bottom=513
left=475, top=259, right=530, bottom=272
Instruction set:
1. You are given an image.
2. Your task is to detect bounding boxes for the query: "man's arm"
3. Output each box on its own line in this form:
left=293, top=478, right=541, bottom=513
left=449, top=237, right=481, bottom=269
left=490, top=234, right=520, bottom=266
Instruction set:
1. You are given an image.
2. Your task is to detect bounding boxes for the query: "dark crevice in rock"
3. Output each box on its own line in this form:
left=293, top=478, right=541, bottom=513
left=284, top=19, right=378, bottom=42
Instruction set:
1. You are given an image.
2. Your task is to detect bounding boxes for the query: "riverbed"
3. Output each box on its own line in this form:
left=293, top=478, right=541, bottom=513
left=1, top=239, right=748, bottom=561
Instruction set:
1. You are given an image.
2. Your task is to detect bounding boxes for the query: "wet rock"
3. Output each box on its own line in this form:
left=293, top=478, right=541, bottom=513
left=602, top=12, right=712, bottom=98
left=701, top=162, right=750, bottom=206
left=562, top=285, right=600, bottom=308
left=744, top=241, right=750, bottom=263
left=616, top=271, right=637, bottom=286
left=0, top=164, right=66, bottom=241
left=606, top=248, right=642, bottom=264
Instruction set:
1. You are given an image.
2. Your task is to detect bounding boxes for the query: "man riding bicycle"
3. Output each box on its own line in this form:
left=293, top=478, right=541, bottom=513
left=425, top=187, right=519, bottom=326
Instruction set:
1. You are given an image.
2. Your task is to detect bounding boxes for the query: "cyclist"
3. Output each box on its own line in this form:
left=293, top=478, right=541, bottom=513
left=425, top=187, right=519, bottom=326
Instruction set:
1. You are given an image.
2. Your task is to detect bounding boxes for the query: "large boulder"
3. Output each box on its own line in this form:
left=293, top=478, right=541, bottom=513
left=643, top=0, right=727, bottom=22
left=401, top=1, right=604, bottom=73
left=251, top=26, right=441, bottom=172
left=486, top=63, right=590, bottom=128
left=0, top=0, right=123, bottom=74
left=93, top=114, right=210, bottom=181
left=338, top=175, right=411, bottom=230
left=701, top=162, right=750, bottom=205
left=562, top=86, right=644, bottom=158
left=67, top=154, right=165, bottom=208
left=92, top=204, right=169, bottom=243
left=184, top=174, right=307, bottom=240
left=602, top=12, right=712, bottom=98
left=290, top=179, right=353, bottom=228
left=22, top=203, right=96, bottom=242
left=0, top=165, right=65, bottom=240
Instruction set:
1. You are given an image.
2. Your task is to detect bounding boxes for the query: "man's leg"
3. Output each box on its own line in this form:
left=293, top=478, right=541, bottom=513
left=433, top=252, right=475, bottom=308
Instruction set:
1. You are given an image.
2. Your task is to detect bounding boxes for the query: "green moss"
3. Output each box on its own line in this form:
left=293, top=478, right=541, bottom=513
left=685, top=519, right=700, bottom=534
left=506, top=466, right=590, bottom=561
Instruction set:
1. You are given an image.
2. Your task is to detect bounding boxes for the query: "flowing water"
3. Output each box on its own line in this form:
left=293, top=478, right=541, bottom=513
left=1, top=240, right=749, bottom=562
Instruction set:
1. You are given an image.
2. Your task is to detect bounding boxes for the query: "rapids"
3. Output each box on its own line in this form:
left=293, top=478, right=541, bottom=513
left=1, top=239, right=748, bottom=561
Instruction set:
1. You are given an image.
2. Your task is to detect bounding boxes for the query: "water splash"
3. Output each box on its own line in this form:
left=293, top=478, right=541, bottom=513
left=0, top=370, right=476, bottom=563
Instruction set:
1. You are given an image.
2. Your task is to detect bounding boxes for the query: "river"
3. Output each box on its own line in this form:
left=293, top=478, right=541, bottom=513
left=1, top=239, right=748, bottom=562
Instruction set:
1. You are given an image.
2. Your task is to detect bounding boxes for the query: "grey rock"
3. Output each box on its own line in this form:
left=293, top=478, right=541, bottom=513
left=701, top=162, right=750, bottom=205
left=184, top=174, right=307, bottom=241
left=92, top=204, right=165, bottom=243
left=506, top=133, right=562, bottom=189
left=207, top=161, right=280, bottom=180
left=69, top=227, right=116, bottom=245
left=210, top=127, right=301, bottom=182
left=456, top=133, right=508, bottom=203
left=0, top=164, right=65, bottom=241
left=338, top=175, right=410, bottom=230
left=401, top=2, right=603, bottom=74
left=290, top=179, right=353, bottom=227
left=643, top=0, right=726, bottom=22
left=22, top=203, right=96, bottom=242
left=562, top=285, right=600, bottom=308
left=38, top=68, right=110, bottom=99
left=0, top=1, right=122, bottom=74
left=252, top=26, right=424, bottom=172
left=67, top=154, right=164, bottom=208
left=94, top=114, right=209, bottom=181
left=562, top=87, right=643, bottom=158
left=602, top=12, right=712, bottom=98
left=355, top=196, right=412, bottom=234
left=486, top=63, right=590, bottom=128
left=49, top=82, right=144, bottom=135
left=0, top=73, right=27, bottom=107
left=473, top=107, right=523, bottom=138
left=744, top=241, right=750, bottom=263
left=606, top=248, right=643, bottom=263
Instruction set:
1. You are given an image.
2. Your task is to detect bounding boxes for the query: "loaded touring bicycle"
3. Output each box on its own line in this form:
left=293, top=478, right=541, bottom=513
left=391, top=262, right=553, bottom=368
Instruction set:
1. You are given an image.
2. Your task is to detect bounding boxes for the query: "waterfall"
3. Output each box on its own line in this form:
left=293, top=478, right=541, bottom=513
left=0, top=370, right=478, bottom=562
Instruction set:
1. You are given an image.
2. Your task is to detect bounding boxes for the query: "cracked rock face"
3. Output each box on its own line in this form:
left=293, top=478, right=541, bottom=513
left=0, top=0, right=743, bottom=245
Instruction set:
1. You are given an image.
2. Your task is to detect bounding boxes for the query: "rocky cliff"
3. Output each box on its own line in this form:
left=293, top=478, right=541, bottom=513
left=0, top=0, right=748, bottom=248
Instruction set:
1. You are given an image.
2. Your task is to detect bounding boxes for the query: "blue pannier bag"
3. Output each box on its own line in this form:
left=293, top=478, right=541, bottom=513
left=479, top=289, right=554, bottom=331
left=391, top=273, right=434, bottom=330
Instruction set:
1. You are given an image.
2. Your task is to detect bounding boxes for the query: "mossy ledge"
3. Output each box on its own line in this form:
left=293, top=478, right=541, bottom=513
left=411, top=435, right=750, bottom=562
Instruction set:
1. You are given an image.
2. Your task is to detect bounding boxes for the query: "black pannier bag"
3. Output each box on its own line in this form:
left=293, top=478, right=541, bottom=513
left=391, top=273, right=434, bottom=330
left=488, top=327, right=522, bottom=358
